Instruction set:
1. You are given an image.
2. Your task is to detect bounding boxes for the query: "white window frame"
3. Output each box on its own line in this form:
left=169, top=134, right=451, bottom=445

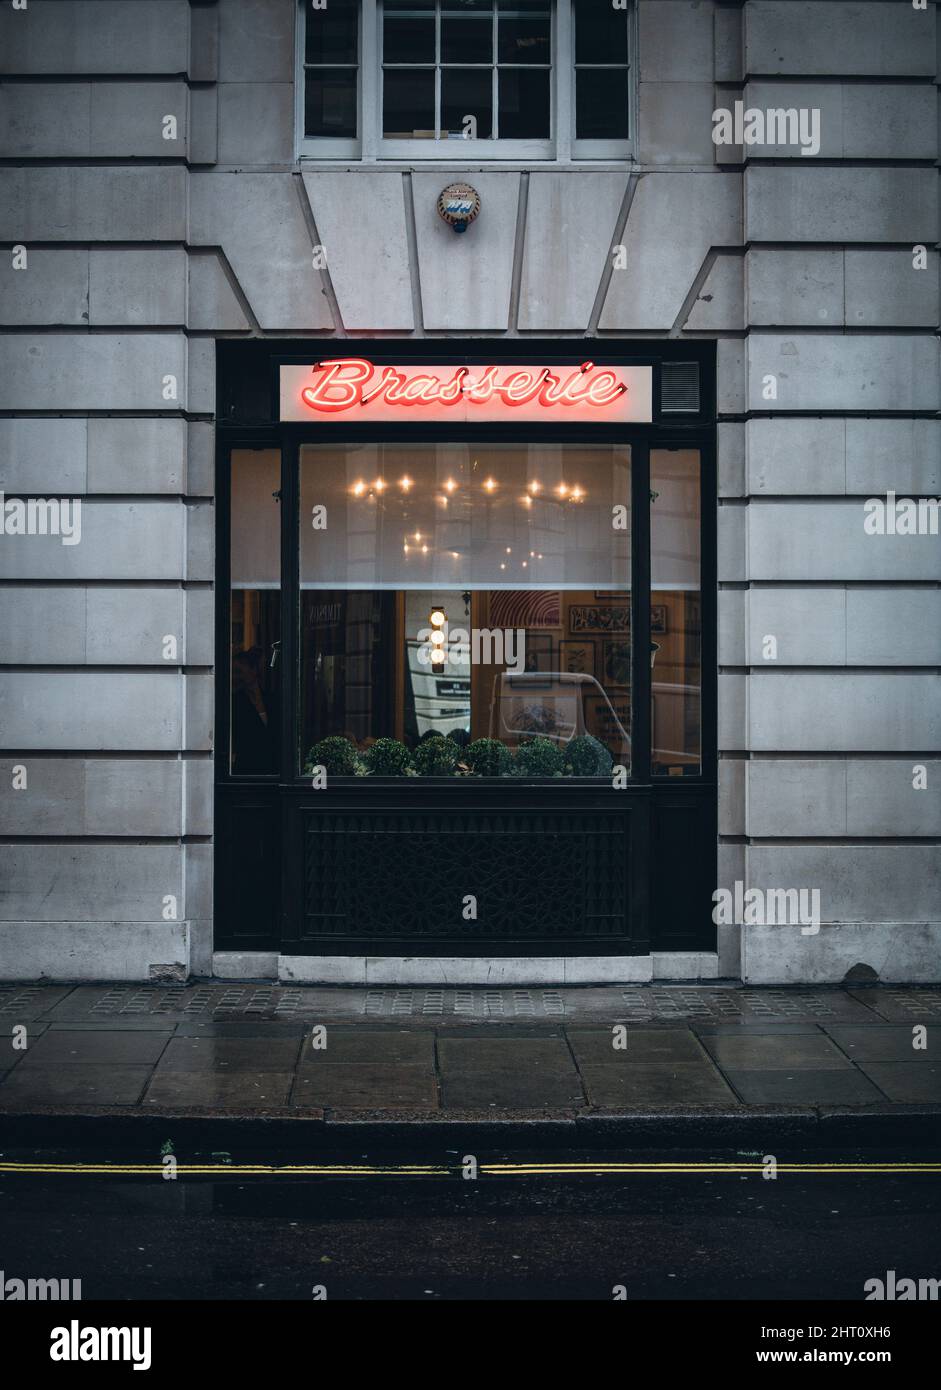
left=295, top=0, right=635, bottom=163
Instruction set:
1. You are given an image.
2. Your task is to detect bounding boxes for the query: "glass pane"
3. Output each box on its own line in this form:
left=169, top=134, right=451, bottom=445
left=385, top=0, right=435, bottom=8
left=498, top=12, right=550, bottom=63
left=442, top=15, right=493, bottom=63
left=575, top=0, right=628, bottom=64
left=442, top=68, right=493, bottom=138
left=404, top=590, right=472, bottom=744
left=499, top=66, right=549, bottom=137
left=298, top=444, right=631, bottom=777
left=230, top=450, right=281, bottom=775
left=576, top=67, right=629, bottom=139
left=383, top=68, right=436, bottom=136
left=384, top=14, right=435, bottom=63
left=650, top=449, right=701, bottom=777
left=305, top=69, right=357, bottom=138
left=305, top=0, right=358, bottom=64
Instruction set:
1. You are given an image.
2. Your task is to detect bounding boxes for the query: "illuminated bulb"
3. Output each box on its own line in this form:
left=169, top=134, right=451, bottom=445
left=399, top=475, right=413, bottom=491
left=430, top=630, right=445, bottom=646
left=414, top=531, right=422, bottom=542
left=352, top=480, right=366, bottom=497
left=421, top=545, right=428, bottom=554
left=483, top=478, right=496, bottom=492
left=522, top=561, right=527, bottom=568
left=557, top=484, right=568, bottom=498
left=403, top=543, right=409, bottom=554
left=528, top=481, right=541, bottom=495
left=444, top=478, right=457, bottom=493
left=430, top=648, right=445, bottom=665
left=374, top=479, right=386, bottom=493
left=429, top=609, right=446, bottom=628
left=505, top=547, right=512, bottom=554
left=522, top=496, right=532, bottom=508
left=530, top=551, right=535, bottom=558
left=571, top=486, right=584, bottom=501
left=500, top=562, right=506, bottom=571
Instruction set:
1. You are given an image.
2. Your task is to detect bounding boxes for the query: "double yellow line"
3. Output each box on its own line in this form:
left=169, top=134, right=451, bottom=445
left=2, top=1160, right=940, bottom=1177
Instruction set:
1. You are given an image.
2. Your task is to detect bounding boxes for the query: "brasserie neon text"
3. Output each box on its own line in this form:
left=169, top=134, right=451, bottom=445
left=300, top=358, right=629, bottom=413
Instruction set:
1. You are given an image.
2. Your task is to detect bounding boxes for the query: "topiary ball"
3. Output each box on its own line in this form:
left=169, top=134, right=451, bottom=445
left=363, top=737, right=411, bottom=777
left=564, top=734, right=614, bottom=777
left=513, top=736, right=565, bottom=777
left=412, top=736, right=461, bottom=776
left=304, top=735, right=360, bottom=777
left=465, top=738, right=512, bottom=777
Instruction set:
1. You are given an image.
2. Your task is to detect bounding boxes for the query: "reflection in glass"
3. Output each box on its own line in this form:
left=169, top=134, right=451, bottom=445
left=499, top=68, right=550, bottom=138
left=442, top=69, right=493, bottom=137
left=305, top=70, right=358, bottom=138
left=650, top=449, right=701, bottom=776
left=230, top=450, right=281, bottom=775
left=383, top=68, right=436, bottom=136
left=298, top=444, right=631, bottom=775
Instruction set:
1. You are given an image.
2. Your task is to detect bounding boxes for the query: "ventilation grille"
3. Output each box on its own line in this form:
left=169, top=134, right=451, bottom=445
left=660, top=361, right=701, bottom=414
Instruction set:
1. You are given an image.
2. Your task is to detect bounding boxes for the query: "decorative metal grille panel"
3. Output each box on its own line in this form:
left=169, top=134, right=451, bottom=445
left=302, top=810, right=629, bottom=941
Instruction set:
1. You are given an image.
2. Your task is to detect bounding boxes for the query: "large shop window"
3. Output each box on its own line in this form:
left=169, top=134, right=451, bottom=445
left=297, top=0, right=634, bottom=160
left=298, top=442, right=632, bottom=777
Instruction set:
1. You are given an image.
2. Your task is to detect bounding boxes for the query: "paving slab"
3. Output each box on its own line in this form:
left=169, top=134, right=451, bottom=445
left=291, top=1063, right=438, bottom=1109
left=822, top=1024, right=940, bottom=1062
left=722, top=1069, right=886, bottom=1107
left=580, top=1062, right=738, bottom=1107
left=438, top=1037, right=584, bottom=1108
left=856, top=1063, right=941, bottom=1104
left=143, top=1071, right=294, bottom=1108
left=297, top=1028, right=436, bottom=1064
left=700, top=1032, right=853, bottom=1071
left=15, top=1029, right=172, bottom=1066
left=154, top=1036, right=303, bottom=1073
left=566, top=1027, right=711, bottom=1065
left=0, top=1063, right=151, bottom=1106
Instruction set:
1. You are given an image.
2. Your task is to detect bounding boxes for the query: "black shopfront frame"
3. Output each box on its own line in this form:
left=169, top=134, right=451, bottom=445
left=215, top=340, right=717, bottom=959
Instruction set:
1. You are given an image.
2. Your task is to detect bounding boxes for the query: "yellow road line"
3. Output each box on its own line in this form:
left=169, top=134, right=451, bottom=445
left=1, top=1160, right=940, bottom=1177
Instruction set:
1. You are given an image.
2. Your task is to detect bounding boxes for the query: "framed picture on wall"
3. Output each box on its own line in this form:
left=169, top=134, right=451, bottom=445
left=603, top=639, right=632, bottom=687
left=559, top=639, right=595, bottom=676
left=569, top=604, right=630, bottom=635
left=522, top=633, right=555, bottom=683
left=651, top=604, right=668, bottom=634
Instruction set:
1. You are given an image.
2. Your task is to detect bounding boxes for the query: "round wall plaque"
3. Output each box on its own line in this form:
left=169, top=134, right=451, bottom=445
left=436, top=183, right=481, bottom=234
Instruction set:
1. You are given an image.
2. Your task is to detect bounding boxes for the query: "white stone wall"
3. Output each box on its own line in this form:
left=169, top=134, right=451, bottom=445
left=0, top=0, right=937, bottom=982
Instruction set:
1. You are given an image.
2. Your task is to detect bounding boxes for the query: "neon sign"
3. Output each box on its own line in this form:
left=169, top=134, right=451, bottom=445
left=280, top=359, right=652, bottom=424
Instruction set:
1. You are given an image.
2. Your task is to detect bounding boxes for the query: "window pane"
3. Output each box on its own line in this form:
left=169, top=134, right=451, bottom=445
left=498, top=12, right=550, bottom=64
left=230, top=450, right=281, bottom=775
left=499, top=66, right=549, bottom=137
left=383, top=68, right=436, bottom=136
left=576, top=67, right=628, bottom=139
left=575, top=0, right=628, bottom=64
left=441, top=68, right=493, bottom=138
left=385, top=0, right=435, bottom=8
left=299, top=444, right=631, bottom=777
left=384, top=14, right=436, bottom=63
left=442, top=15, right=493, bottom=63
left=650, top=449, right=701, bottom=777
left=305, top=68, right=358, bottom=137
left=305, top=0, right=358, bottom=64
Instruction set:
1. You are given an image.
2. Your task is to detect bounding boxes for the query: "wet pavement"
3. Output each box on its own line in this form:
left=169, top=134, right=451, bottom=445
left=1, top=1142, right=940, bottom=1299
left=1, top=984, right=940, bottom=1118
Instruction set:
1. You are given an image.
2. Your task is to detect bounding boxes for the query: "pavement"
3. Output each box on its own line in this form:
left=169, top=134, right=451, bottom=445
left=2, top=982, right=940, bottom=1147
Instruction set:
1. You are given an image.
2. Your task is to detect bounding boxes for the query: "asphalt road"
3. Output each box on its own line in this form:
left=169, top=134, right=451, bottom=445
left=2, top=1146, right=940, bottom=1301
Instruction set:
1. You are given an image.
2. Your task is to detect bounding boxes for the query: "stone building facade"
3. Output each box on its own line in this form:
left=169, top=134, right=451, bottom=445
left=0, top=0, right=938, bottom=985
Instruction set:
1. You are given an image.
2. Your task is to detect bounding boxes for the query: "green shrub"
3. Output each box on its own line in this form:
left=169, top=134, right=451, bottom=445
left=363, top=737, right=411, bottom=777
left=513, top=736, right=565, bottom=778
left=464, top=738, right=512, bottom=777
left=304, top=735, right=360, bottom=777
left=564, top=734, right=613, bottom=777
left=412, top=736, right=461, bottom=776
